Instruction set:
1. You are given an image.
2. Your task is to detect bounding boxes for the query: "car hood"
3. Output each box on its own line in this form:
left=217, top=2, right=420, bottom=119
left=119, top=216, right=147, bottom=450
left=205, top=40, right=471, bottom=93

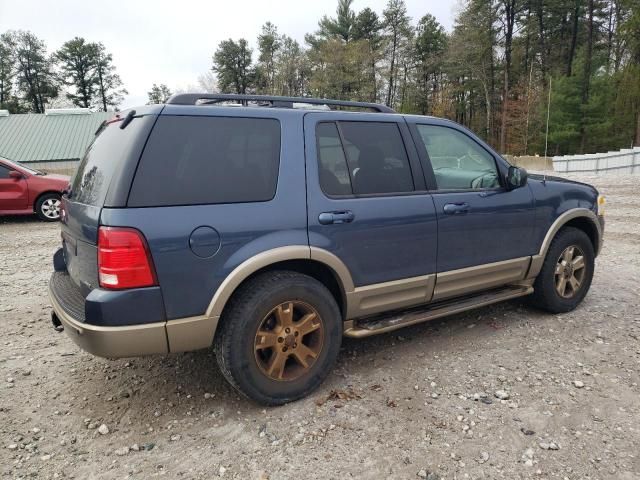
left=41, top=173, right=71, bottom=182
left=528, top=173, right=597, bottom=191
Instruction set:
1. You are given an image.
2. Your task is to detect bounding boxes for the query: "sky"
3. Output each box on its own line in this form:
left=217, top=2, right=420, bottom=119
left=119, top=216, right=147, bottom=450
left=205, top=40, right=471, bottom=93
left=0, top=0, right=458, bottom=109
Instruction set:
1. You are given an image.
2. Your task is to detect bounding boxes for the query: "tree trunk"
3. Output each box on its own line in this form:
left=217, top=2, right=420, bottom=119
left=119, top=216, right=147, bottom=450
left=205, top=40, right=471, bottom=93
left=97, top=68, right=107, bottom=111
left=567, top=0, right=580, bottom=76
left=481, top=76, right=492, bottom=141
left=635, top=107, right=640, bottom=147
left=536, top=0, right=547, bottom=78
left=500, top=0, right=516, bottom=154
left=606, top=0, right=614, bottom=74
left=371, top=58, right=377, bottom=102
left=579, top=0, right=594, bottom=153
left=500, top=67, right=509, bottom=153
left=386, top=34, right=397, bottom=107
left=487, top=1, right=496, bottom=144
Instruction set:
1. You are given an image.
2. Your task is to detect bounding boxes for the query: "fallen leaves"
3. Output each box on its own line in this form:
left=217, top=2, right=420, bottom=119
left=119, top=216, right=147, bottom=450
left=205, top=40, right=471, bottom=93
left=315, top=387, right=363, bottom=407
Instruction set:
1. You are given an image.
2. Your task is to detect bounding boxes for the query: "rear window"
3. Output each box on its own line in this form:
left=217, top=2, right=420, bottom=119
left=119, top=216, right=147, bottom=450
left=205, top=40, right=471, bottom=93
left=128, top=116, right=281, bottom=207
left=71, top=119, right=148, bottom=206
left=316, top=121, right=414, bottom=196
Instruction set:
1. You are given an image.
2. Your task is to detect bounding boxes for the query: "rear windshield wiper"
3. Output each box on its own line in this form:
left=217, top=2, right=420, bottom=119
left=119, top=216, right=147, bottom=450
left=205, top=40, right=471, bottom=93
left=94, top=120, right=107, bottom=136
left=120, top=109, right=136, bottom=130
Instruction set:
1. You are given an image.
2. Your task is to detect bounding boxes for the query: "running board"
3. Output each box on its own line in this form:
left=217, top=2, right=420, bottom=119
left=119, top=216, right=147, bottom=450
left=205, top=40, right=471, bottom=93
left=343, top=285, right=533, bottom=338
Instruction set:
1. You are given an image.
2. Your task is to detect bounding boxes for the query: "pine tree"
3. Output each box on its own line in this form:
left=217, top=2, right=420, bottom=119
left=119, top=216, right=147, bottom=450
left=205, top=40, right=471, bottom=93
left=353, top=8, right=383, bottom=102
left=414, top=14, right=447, bottom=115
left=256, top=23, right=281, bottom=94
left=13, top=30, right=58, bottom=113
left=382, top=0, right=412, bottom=107
left=318, top=0, right=357, bottom=43
left=212, top=39, right=255, bottom=94
left=56, top=37, right=99, bottom=108
left=0, top=32, right=17, bottom=110
left=147, top=83, right=172, bottom=104
left=94, top=43, right=127, bottom=111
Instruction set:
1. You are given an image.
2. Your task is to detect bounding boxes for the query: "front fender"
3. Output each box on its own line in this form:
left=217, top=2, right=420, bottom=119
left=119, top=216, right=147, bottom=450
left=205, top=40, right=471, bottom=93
left=527, top=208, right=603, bottom=278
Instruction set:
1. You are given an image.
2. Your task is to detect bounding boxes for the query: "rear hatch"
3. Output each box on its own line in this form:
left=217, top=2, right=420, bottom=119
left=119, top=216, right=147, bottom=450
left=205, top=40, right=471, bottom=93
left=60, top=109, right=160, bottom=296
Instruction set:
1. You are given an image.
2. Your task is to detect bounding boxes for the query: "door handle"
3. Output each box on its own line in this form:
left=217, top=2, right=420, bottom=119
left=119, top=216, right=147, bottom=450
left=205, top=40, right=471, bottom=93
left=443, top=202, right=470, bottom=215
left=318, top=211, right=355, bottom=225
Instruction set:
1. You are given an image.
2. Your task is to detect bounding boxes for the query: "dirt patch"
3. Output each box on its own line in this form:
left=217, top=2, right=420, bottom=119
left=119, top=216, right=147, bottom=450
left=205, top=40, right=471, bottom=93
left=1, top=175, right=639, bottom=479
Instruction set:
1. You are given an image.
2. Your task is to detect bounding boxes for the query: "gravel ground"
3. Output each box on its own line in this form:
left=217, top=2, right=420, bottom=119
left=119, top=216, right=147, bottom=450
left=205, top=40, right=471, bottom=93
left=1, top=174, right=639, bottom=480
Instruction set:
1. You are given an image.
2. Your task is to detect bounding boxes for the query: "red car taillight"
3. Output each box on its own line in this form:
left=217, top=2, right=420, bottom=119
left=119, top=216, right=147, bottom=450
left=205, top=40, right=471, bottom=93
left=98, top=227, right=157, bottom=289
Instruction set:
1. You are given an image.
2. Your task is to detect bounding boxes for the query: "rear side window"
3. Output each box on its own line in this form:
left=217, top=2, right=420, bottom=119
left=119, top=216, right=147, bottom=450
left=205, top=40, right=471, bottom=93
left=316, top=121, right=414, bottom=196
left=128, top=116, right=280, bottom=207
left=316, top=123, right=352, bottom=196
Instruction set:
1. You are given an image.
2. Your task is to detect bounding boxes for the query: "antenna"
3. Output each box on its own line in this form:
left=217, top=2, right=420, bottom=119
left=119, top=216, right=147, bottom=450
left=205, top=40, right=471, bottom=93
left=544, top=77, right=552, bottom=183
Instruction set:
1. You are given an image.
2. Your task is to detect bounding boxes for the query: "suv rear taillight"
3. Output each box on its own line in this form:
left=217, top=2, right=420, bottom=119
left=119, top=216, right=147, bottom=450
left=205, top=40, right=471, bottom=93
left=98, top=227, right=157, bottom=289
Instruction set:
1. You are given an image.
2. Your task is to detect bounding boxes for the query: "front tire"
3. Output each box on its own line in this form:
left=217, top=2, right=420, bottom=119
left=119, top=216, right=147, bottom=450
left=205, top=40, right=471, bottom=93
left=214, top=271, right=342, bottom=405
left=35, top=193, right=62, bottom=222
left=530, top=227, right=595, bottom=313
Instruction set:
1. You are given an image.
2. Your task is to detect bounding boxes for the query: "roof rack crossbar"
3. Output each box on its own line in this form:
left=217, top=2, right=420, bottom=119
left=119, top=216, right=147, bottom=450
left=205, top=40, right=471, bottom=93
left=166, top=93, right=395, bottom=113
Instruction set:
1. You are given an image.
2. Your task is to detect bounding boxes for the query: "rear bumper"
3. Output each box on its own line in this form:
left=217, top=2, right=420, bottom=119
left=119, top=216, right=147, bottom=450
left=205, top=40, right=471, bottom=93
left=49, top=283, right=168, bottom=358
left=48, top=271, right=218, bottom=358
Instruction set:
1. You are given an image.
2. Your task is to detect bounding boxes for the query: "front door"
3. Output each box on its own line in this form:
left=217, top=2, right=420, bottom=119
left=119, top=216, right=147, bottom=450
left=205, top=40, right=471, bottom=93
left=0, top=163, right=28, bottom=211
left=304, top=113, right=438, bottom=317
left=407, top=121, right=536, bottom=298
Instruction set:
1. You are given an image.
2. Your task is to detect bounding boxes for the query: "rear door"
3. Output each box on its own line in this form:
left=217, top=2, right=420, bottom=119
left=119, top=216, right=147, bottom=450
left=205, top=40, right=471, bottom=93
left=304, top=112, right=438, bottom=316
left=407, top=119, right=535, bottom=298
left=0, top=162, right=28, bottom=211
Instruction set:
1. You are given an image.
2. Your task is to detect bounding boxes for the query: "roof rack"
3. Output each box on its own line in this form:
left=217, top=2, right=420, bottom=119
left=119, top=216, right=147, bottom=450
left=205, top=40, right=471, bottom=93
left=166, top=93, right=395, bottom=113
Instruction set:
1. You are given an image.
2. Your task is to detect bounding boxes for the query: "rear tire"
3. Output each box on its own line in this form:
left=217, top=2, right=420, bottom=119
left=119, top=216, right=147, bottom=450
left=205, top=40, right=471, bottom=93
left=214, top=270, right=342, bottom=405
left=530, top=227, right=595, bottom=313
left=35, top=193, right=62, bottom=222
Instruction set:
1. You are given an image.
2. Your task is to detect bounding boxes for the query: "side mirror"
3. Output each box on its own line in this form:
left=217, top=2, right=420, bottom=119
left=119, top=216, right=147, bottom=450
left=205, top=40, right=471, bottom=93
left=8, top=170, right=24, bottom=180
left=506, top=166, right=527, bottom=190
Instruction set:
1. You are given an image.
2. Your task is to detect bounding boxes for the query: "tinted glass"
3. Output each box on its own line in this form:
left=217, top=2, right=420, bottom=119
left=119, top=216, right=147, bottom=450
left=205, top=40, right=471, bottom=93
left=416, top=125, right=500, bottom=190
left=316, top=122, right=352, bottom=196
left=129, top=116, right=281, bottom=207
left=0, top=164, right=10, bottom=179
left=339, top=122, right=414, bottom=195
left=72, top=118, right=149, bottom=206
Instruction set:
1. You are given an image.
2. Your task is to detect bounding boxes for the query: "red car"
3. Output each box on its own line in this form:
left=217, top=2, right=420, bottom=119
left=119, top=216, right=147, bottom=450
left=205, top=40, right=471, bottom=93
left=0, top=157, right=70, bottom=222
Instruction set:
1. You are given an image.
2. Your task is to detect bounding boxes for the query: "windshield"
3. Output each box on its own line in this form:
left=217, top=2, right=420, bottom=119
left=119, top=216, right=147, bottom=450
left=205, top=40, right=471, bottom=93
left=0, top=157, right=44, bottom=175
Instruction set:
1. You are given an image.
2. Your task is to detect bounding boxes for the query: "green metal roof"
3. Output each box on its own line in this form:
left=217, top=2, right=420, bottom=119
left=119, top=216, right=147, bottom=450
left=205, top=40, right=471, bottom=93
left=0, top=110, right=113, bottom=163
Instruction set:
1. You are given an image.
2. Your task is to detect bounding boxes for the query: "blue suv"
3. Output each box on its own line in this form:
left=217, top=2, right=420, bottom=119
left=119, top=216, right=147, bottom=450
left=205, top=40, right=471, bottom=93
left=49, top=94, right=605, bottom=405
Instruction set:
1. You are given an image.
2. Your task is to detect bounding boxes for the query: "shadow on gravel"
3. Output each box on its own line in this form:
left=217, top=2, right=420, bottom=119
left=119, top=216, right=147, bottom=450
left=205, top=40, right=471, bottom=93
left=0, top=214, right=47, bottom=225
left=58, top=298, right=540, bottom=420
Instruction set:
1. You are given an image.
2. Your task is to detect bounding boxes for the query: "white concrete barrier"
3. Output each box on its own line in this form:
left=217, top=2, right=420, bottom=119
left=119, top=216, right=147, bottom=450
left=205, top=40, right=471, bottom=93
left=553, top=147, right=640, bottom=174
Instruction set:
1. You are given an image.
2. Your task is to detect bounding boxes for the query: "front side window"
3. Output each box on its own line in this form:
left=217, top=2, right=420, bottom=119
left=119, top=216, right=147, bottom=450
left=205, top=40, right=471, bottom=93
left=416, top=125, right=500, bottom=190
left=0, top=164, right=10, bottom=179
left=316, top=121, right=414, bottom=196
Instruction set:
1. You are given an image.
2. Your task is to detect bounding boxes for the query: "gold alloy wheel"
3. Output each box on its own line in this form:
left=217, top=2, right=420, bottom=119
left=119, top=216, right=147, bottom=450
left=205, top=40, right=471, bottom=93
left=554, top=245, right=586, bottom=298
left=254, top=301, right=324, bottom=381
